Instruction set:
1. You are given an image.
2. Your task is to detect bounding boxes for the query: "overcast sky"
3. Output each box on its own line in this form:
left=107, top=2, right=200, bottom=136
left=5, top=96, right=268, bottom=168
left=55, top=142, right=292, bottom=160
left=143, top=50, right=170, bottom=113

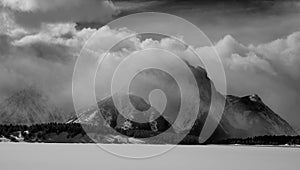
left=0, top=0, right=300, bottom=126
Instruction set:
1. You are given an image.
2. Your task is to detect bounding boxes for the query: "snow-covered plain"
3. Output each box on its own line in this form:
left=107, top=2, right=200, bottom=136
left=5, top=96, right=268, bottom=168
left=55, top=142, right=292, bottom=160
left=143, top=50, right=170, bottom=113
left=0, top=143, right=299, bottom=170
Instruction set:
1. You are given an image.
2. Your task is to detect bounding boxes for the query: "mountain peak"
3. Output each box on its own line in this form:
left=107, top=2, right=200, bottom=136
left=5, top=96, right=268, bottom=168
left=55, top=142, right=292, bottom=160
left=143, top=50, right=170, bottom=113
left=248, top=94, right=261, bottom=102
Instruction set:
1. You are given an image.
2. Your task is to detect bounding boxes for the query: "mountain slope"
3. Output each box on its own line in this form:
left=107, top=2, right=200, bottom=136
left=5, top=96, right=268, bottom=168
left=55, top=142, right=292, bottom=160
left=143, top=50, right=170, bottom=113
left=218, top=95, right=297, bottom=138
left=70, top=94, right=172, bottom=133
left=0, top=87, right=68, bottom=125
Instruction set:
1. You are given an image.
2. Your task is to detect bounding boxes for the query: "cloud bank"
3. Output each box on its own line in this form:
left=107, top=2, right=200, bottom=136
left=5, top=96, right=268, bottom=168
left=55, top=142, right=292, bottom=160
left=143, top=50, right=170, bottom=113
left=0, top=0, right=118, bottom=28
left=209, top=32, right=300, bottom=125
left=0, top=20, right=300, bottom=125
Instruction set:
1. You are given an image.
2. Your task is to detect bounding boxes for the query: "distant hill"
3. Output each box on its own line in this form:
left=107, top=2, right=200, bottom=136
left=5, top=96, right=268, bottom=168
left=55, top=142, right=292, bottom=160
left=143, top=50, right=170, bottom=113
left=0, top=87, right=69, bottom=125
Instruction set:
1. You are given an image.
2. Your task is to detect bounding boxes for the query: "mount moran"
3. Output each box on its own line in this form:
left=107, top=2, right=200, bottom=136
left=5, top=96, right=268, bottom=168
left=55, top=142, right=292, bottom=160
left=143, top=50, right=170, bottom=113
left=0, top=65, right=297, bottom=142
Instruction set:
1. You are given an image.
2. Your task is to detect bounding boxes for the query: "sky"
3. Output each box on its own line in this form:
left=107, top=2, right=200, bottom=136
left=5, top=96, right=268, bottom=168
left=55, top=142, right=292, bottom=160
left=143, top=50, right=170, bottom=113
left=0, top=0, right=300, bottom=127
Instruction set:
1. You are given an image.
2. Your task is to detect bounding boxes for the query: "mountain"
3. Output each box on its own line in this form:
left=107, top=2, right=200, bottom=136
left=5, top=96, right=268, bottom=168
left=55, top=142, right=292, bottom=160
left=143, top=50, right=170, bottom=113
left=0, top=87, right=68, bottom=125
left=213, top=94, right=297, bottom=140
left=185, top=65, right=296, bottom=139
left=71, top=64, right=297, bottom=143
left=0, top=65, right=296, bottom=143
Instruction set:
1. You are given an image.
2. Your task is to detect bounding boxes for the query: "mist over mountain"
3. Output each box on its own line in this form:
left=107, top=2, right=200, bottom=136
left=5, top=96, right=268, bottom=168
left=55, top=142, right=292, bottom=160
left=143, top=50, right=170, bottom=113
left=0, top=87, right=69, bottom=125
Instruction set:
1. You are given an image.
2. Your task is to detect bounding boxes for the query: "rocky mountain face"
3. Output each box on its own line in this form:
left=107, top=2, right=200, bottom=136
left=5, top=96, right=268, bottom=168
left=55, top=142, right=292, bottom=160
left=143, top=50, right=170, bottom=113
left=0, top=87, right=68, bottom=125
left=71, top=64, right=296, bottom=142
left=69, top=94, right=172, bottom=133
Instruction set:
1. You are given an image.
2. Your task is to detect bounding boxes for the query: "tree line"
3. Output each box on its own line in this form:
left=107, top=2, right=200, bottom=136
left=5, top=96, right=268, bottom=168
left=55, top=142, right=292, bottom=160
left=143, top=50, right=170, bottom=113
left=214, top=135, right=300, bottom=145
left=1, top=123, right=299, bottom=145
left=0, top=123, right=199, bottom=144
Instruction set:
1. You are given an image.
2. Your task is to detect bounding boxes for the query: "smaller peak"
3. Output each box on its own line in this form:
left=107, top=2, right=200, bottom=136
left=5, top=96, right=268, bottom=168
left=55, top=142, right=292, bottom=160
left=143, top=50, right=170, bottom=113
left=223, top=35, right=235, bottom=41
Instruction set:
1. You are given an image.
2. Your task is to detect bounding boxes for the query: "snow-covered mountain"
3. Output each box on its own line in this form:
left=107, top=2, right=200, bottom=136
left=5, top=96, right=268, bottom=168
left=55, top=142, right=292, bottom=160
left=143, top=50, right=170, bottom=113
left=0, top=87, right=68, bottom=125
left=71, top=64, right=297, bottom=141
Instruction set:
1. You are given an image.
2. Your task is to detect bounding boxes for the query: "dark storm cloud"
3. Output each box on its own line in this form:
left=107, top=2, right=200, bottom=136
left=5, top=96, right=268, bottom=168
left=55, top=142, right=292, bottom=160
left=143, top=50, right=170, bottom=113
left=78, top=0, right=300, bottom=44
left=114, top=0, right=300, bottom=13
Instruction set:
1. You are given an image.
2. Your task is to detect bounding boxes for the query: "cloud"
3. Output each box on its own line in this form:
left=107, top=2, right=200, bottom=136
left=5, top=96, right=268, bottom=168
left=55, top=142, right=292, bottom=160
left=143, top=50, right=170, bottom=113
left=114, top=0, right=300, bottom=45
left=0, top=23, right=97, bottom=111
left=0, top=0, right=118, bottom=28
left=202, top=32, right=300, bottom=126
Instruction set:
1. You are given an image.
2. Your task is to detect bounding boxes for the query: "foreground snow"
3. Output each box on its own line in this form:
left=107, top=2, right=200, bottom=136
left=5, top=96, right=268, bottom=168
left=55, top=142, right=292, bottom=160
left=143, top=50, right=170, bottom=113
left=0, top=143, right=299, bottom=170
